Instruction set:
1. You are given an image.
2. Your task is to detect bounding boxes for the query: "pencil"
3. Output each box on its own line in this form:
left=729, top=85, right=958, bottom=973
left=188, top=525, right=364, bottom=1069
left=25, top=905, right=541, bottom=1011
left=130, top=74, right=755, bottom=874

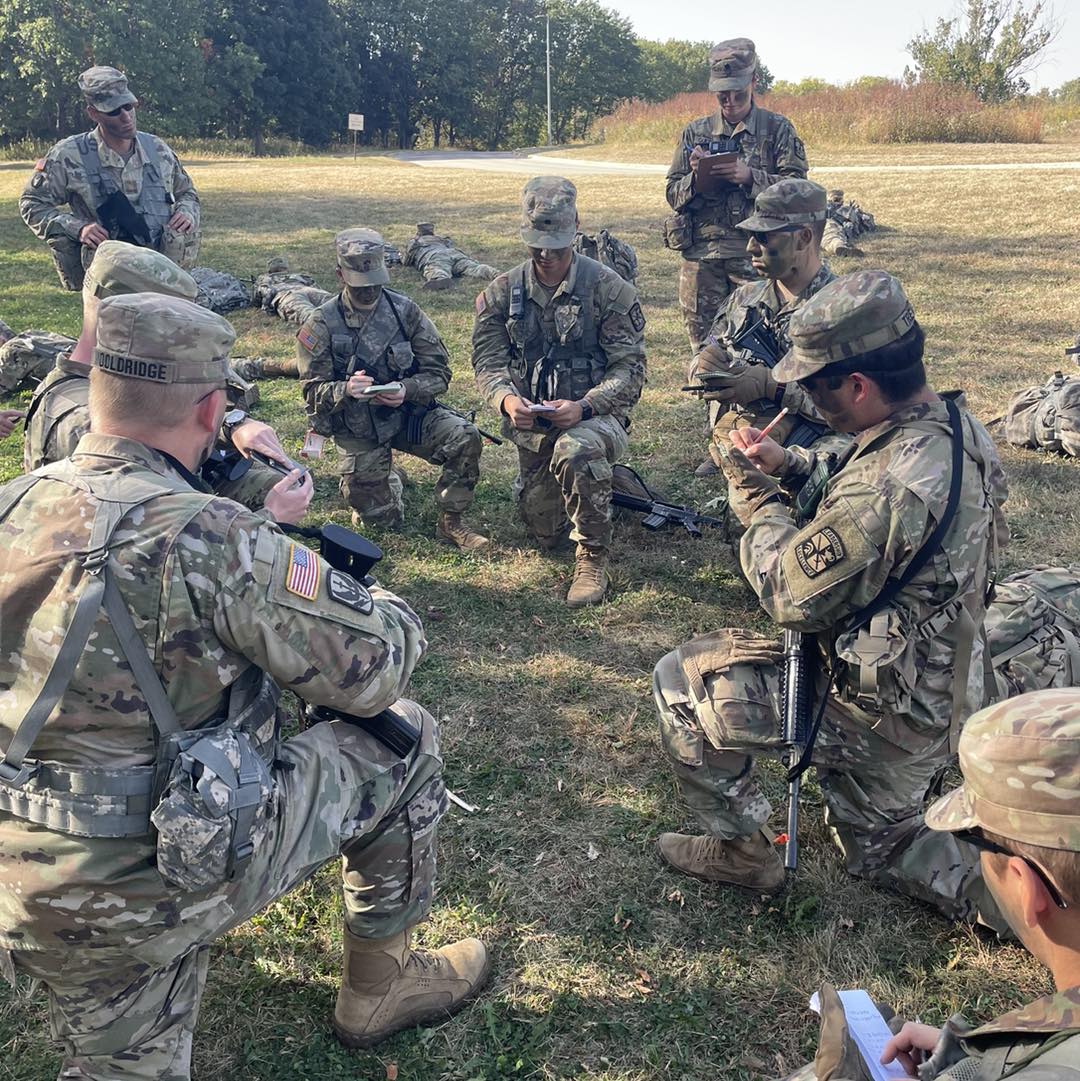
left=754, top=407, right=789, bottom=444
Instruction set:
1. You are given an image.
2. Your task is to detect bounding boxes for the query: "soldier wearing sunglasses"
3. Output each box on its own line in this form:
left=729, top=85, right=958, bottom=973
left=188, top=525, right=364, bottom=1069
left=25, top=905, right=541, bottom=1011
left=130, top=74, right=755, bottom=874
left=19, top=66, right=201, bottom=291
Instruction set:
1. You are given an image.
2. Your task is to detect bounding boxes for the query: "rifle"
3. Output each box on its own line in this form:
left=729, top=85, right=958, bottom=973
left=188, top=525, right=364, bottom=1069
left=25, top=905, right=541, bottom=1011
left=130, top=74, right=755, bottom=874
left=96, top=190, right=153, bottom=248
left=779, top=628, right=815, bottom=871
left=611, top=464, right=725, bottom=538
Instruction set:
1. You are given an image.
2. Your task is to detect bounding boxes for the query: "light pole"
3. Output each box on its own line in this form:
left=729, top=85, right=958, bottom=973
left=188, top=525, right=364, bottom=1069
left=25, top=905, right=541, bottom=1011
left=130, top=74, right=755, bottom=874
left=545, top=12, right=553, bottom=146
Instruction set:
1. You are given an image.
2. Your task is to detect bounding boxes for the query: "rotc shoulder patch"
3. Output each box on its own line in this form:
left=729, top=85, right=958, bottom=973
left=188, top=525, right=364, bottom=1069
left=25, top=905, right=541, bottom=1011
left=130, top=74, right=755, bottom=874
left=628, top=302, right=645, bottom=332
left=284, top=542, right=320, bottom=600
left=794, top=527, right=845, bottom=578
left=475, top=291, right=488, bottom=316
left=327, top=569, right=373, bottom=614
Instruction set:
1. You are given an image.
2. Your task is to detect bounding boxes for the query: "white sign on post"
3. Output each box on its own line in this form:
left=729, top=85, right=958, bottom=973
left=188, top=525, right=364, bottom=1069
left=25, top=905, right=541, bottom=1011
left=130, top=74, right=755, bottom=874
left=348, top=113, right=365, bottom=131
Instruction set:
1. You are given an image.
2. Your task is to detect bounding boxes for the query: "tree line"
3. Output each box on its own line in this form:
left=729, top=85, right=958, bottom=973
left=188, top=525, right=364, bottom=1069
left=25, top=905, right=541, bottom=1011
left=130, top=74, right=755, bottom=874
left=0, top=0, right=719, bottom=152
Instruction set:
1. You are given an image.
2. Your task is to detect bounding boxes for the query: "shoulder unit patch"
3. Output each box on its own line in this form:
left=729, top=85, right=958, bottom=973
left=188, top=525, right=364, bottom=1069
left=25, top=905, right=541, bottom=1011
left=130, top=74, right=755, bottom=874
left=628, top=302, right=646, bottom=332
left=327, top=568, right=374, bottom=614
left=794, top=527, right=845, bottom=579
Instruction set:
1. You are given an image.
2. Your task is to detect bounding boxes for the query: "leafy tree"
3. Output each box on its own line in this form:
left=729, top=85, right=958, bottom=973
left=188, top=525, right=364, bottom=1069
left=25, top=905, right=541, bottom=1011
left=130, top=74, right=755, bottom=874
left=905, top=0, right=1057, bottom=103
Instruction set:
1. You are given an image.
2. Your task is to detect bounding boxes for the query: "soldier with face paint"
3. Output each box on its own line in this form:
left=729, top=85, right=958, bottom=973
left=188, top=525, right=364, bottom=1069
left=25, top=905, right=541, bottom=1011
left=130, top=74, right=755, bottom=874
left=297, top=228, right=488, bottom=550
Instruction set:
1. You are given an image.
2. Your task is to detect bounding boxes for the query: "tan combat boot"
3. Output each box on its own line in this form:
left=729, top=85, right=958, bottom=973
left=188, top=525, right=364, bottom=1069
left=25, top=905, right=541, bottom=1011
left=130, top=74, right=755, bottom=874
left=436, top=512, right=489, bottom=551
left=333, top=928, right=490, bottom=1049
left=566, top=547, right=609, bottom=607
left=657, top=830, right=785, bottom=893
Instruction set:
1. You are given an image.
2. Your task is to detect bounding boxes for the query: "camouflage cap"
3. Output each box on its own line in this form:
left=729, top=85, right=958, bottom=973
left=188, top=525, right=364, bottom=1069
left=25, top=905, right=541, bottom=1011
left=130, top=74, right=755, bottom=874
left=828, top=189, right=844, bottom=203
left=335, top=228, right=390, bottom=286
left=94, top=294, right=234, bottom=384
left=926, top=689, right=1080, bottom=852
left=772, top=270, right=917, bottom=383
left=521, top=176, right=578, bottom=248
left=416, top=222, right=435, bottom=236
left=266, top=255, right=289, bottom=274
left=84, top=241, right=197, bottom=301
left=737, top=179, right=828, bottom=233
left=78, top=66, right=137, bottom=112
left=708, top=39, right=757, bottom=92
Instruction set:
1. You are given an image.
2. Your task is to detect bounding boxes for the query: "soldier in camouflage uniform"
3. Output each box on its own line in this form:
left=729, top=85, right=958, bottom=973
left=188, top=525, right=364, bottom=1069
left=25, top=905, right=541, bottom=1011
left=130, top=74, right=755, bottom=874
left=19, top=67, right=201, bottom=292
left=0, top=293, right=489, bottom=1079
left=689, top=179, right=850, bottom=510
left=653, top=271, right=1010, bottom=929
left=822, top=188, right=877, bottom=258
left=472, top=177, right=647, bottom=607
left=666, top=38, right=808, bottom=475
left=23, top=241, right=305, bottom=521
left=797, top=691, right=1080, bottom=1081
left=404, top=223, right=498, bottom=291
left=298, top=228, right=488, bottom=550
left=0, top=329, right=75, bottom=393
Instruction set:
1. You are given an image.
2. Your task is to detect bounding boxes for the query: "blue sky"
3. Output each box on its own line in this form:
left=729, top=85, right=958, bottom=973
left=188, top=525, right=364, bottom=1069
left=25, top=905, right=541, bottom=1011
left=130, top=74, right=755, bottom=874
left=608, top=0, right=1078, bottom=91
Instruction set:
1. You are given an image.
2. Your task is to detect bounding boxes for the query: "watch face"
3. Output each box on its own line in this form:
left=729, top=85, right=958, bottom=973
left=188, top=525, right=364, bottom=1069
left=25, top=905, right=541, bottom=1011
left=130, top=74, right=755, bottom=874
left=224, top=409, right=246, bottom=426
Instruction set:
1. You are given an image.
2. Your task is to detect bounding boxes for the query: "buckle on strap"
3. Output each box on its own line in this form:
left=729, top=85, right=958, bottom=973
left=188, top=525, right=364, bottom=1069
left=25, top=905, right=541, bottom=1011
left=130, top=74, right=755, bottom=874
left=0, top=758, right=40, bottom=789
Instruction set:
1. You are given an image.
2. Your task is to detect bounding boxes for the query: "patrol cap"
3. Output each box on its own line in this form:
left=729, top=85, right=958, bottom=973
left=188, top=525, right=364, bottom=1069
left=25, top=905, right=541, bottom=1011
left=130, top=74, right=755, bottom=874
left=708, top=39, right=757, bottom=92
left=84, top=241, right=197, bottom=301
left=772, top=270, right=917, bottom=383
left=828, top=189, right=844, bottom=203
left=78, top=66, right=137, bottom=112
left=926, top=689, right=1080, bottom=852
left=94, top=293, right=235, bottom=385
left=737, top=179, right=828, bottom=233
left=335, top=228, right=390, bottom=286
left=266, top=255, right=289, bottom=274
left=416, top=222, right=435, bottom=236
left=521, top=176, right=578, bottom=249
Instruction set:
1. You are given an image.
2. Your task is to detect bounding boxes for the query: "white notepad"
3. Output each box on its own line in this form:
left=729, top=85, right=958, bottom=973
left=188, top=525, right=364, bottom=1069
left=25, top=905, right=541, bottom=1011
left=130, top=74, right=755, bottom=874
left=809, top=989, right=909, bottom=1081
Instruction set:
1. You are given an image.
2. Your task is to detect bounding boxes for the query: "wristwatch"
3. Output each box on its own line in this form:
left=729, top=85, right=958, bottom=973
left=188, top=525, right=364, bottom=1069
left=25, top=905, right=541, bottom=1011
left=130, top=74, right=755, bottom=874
left=222, top=408, right=248, bottom=440
left=579, top=400, right=594, bottom=422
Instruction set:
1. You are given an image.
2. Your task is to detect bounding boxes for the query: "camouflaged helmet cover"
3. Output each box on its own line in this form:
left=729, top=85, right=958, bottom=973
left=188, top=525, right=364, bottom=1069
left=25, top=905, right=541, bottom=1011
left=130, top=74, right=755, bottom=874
left=84, top=241, right=197, bottom=301
left=335, top=228, right=390, bottom=286
left=737, top=179, right=828, bottom=233
left=708, top=38, right=757, bottom=92
left=772, top=270, right=916, bottom=383
left=78, top=65, right=137, bottom=112
left=520, top=176, right=578, bottom=249
left=927, top=689, right=1080, bottom=852
left=94, top=293, right=234, bottom=384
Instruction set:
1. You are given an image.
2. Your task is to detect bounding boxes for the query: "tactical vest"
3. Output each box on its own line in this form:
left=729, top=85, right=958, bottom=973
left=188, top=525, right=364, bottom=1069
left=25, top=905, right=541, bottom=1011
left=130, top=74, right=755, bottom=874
left=76, top=130, right=174, bottom=248
left=320, top=290, right=419, bottom=444
left=505, top=258, right=606, bottom=403
left=937, top=1030, right=1080, bottom=1080
left=22, top=363, right=89, bottom=471
left=0, top=461, right=279, bottom=882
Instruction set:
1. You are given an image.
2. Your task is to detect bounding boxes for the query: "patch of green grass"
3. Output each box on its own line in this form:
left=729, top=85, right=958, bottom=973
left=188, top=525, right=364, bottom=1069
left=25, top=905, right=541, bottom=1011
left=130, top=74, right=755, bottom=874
left=0, top=152, right=1075, bottom=1079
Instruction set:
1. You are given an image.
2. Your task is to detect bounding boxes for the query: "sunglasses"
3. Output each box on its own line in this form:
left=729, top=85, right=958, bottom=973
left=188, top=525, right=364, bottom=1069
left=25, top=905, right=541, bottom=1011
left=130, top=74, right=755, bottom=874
left=103, top=103, right=136, bottom=117
left=958, top=829, right=1068, bottom=909
left=748, top=225, right=803, bottom=245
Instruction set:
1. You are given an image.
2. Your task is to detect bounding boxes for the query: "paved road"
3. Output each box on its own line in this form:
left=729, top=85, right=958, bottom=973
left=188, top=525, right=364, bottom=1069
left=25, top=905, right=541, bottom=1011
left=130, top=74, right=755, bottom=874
left=391, top=149, right=1080, bottom=175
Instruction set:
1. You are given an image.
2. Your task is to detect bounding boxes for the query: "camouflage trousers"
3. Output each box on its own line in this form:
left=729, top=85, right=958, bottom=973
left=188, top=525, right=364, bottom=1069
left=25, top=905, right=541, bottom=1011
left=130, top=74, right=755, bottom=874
left=515, top=415, right=628, bottom=552
left=677, top=255, right=756, bottom=354
left=652, top=639, right=1007, bottom=931
left=9, top=705, right=447, bottom=1081
left=337, top=406, right=482, bottom=527
left=271, top=285, right=333, bottom=327
left=417, top=251, right=497, bottom=284
left=45, top=232, right=200, bottom=292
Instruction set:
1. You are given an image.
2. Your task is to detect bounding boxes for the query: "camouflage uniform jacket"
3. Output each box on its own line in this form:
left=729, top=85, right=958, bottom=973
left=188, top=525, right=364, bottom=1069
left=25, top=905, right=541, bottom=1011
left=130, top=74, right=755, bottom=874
left=737, top=399, right=1009, bottom=751
left=471, top=253, right=646, bottom=452
left=666, top=105, right=808, bottom=260
left=22, top=354, right=90, bottom=471
left=19, top=128, right=200, bottom=243
left=701, top=263, right=835, bottom=423
left=404, top=234, right=465, bottom=268
left=297, top=287, right=451, bottom=445
left=0, top=433, right=426, bottom=954
left=929, top=988, right=1080, bottom=1079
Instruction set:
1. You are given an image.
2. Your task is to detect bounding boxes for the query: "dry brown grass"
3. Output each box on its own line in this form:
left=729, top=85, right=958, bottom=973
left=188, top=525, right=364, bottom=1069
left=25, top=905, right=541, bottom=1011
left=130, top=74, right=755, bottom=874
left=0, top=151, right=1077, bottom=1079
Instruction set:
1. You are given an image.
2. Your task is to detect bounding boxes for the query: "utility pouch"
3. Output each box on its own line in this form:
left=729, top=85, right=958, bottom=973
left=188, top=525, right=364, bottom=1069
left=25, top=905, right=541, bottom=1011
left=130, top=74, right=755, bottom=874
left=151, top=721, right=276, bottom=892
left=386, top=341, right=416, bottom=376
left=663, top=212, right=694, bottom=252
left=162, top=225, right=201, bottom=269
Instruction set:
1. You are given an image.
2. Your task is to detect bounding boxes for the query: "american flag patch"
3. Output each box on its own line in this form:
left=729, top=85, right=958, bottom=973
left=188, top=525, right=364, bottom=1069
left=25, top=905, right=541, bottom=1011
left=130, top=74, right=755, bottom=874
left=474, top=291, right=487, bottom=315
left=284, top=543, right=320, bottom=600
left=297, top=326, right=319, bottom=351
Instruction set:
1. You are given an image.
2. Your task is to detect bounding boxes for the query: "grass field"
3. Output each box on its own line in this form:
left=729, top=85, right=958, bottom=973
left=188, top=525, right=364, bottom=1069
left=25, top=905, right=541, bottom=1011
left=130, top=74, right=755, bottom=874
left=2, top=147, right=1080, bottom=1080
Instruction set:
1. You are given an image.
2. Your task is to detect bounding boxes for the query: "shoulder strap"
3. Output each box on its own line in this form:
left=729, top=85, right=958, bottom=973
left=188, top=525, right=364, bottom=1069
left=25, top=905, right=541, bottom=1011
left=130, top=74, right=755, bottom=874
left=382, top=290, right=410, bottom=342
left=847, top=398, right=966, bottom=632
left=22, top=371, right=85, bottom=432
left=75, top=132, right=108, bottom=206
left=320, top=296, right=350, bottom=338
left=571, top=257, right=602, bottom=351
left=135, top=131, right=162, bottom=175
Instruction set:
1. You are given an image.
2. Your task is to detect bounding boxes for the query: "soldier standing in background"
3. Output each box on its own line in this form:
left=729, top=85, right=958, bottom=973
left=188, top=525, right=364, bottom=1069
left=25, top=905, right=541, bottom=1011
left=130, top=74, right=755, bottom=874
left=665, top=38, right=808, bottom=476
left=19, top=66, right=201, bottom=291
